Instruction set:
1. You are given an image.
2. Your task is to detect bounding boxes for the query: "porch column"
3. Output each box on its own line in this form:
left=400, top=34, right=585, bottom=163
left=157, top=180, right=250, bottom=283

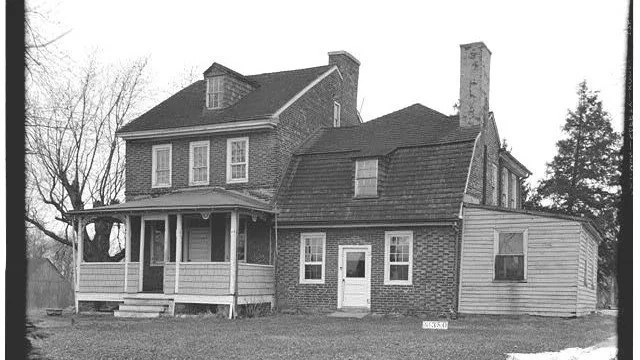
left=164, top=214, right=170, bottom=264
left=229, top=210, right=239, bottom=319
left=124, top=215, right=131, bottom=293
left=138, top=217, right=145, bottom=292
left=77, top=218, right=85, bottom=290
left=175, top=214, right=183, bottom=294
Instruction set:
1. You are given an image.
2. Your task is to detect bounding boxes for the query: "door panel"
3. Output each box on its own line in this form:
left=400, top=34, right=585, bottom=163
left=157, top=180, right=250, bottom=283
left=340, top=247, right=371, bottom=308
left=143, top=220, right=164, bottom=292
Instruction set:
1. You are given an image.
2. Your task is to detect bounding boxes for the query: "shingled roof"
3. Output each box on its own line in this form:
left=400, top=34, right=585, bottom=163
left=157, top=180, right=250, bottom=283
left=276, top=104, right=481, bottom=224
left=118, top=65, right=335, bottom=133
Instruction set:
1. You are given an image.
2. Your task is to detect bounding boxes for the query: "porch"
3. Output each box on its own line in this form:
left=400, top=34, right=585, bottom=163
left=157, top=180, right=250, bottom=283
left=70, top=189, right=276, bottom=319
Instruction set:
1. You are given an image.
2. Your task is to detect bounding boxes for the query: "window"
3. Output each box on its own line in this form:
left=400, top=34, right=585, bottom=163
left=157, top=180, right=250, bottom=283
left=152, top=144, right=172, bottom=188
left=206, top=76, right=223, bottom=109
left=189, top=141, right=210, bottom=186
left=491, top=163, right=498, bottom=205
left=333, top=101, right=341, bottom=127
left=510, top=173, right=518, bottom=209
left=300, top=233, right=325, bottom=284
left=384, top=231, right=413, bottom=285
left=501, top=168, right=509, bottom=206
left=149, top=221, right=165, bottom=266
left=494, top=230, right=528, bottom=281
left=226, top=137, right=249, bottom=183
left=355, top=159, right=378, bottom=197
left=237, top=218, right=247, bottom=262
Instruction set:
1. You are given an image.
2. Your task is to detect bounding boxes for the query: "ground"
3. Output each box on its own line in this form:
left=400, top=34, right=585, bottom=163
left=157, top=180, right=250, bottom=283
left=28, top=310, right=616, bottom=360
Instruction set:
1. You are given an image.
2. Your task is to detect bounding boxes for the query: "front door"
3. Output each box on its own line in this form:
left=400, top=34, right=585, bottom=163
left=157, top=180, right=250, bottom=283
left=339, top=245, right=371, bottom=309
left=142, top=220, right=165, bottom=292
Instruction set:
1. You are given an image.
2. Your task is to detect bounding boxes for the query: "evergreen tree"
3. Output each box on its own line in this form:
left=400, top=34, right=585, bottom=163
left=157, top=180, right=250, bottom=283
left=531, top=81, right=621, bottom=304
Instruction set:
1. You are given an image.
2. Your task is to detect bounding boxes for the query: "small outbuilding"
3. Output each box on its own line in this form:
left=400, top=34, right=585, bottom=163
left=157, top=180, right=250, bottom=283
left=458, top=204, right=602, bottom=317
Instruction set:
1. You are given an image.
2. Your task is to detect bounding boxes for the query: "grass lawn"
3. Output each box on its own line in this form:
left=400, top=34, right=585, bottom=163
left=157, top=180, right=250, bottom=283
left=29, top=311, right=615, bottom=360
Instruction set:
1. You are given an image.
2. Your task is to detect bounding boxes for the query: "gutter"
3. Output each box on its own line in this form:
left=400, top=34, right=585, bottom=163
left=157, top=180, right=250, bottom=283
left=118, top=119, right=277, bottom=140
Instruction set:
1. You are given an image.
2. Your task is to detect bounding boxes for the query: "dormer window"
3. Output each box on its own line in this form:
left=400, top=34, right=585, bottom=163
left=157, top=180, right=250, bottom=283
left=333, top=101, right=341, bottom=127
left=355, top=159, right=378, bottom=197
left=206, top=76, right=223, bottom=109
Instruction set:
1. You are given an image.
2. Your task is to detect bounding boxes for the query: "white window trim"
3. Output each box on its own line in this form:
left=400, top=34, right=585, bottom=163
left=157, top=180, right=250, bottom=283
left=299, top=232, right=326, bottom=284
left=206, top=76, right=223, bottom=109
left=501, top=168, right=509, bottom=207
left=384, top=231, right=413, bottom=285
left=491, top=163, right=498, bottom=205
left=189, top=140, right=210, bottom=186
left=355, top=158, right=378, bottom=197
left=493, top=228, right=528, bottom=281
left=151, top=144, right=172, bottom=188
left=510, top=173, right=518, bottom=209
left=333, top=101, right=341, bottom=127
left=226, top=137, right=249, bottom=184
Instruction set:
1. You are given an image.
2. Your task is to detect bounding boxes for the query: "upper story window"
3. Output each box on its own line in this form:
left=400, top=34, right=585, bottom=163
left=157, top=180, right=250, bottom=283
left=151, top=144, right=172, bottom=188
left=333, top=101, right=341, bottom=127
left=300, top=232, right=326, bottom=284
left=384, top=231, right=413, bottom=285
left=227, top=137, right=249, bottom=183
left=501, top=168, right=509, bottom=207
left=206, top=76, right=223, bottom=109
left=510, top=173, right=518, bottom=209
left=355, top=159, right=378, bottom=197
left=494, top=229, right=528, bottom=281
left=491, top=163, right=498, bottom=205
left=189, top=141, right=210, bottom=186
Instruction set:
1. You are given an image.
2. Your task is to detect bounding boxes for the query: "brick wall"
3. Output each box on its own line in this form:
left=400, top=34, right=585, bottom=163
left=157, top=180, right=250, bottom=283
left=275, top=225, right=461, bottom=315
left=328, top=52, right=360, bottom=126
left=465, top=116, right=500, bottom=205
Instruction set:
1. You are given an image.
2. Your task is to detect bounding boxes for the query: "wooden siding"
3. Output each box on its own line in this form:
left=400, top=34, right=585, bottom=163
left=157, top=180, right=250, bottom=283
left=576, top=228, right=598, bottom=315
left=164, top=263, right=176, bottom=294
left=237, top=263, right=275, bottom=296
left=459, top=207, right=582, bottom=317
left=126, top=263, right=139, bottom=293
left=171, top=263, right=230, bottom=296
left=79, top=263, right=125, bottom=293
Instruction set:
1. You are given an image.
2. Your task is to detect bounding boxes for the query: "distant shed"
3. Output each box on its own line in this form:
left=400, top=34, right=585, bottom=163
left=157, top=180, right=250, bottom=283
left=27, top=258, right=74, bottom=309
left=459, top=204, right=601, bottom=317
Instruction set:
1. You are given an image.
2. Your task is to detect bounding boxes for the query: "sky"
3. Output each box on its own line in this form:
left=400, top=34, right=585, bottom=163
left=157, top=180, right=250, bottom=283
left=32, top=0, right=628, bottom=186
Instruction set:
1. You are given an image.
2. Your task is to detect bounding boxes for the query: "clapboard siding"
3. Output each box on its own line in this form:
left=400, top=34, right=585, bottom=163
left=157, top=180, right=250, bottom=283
left=459, top=207, right=582, bottom=317
left=126, top=263, right=139, bottom=293
left=164, top=263, right=176, bottom=294
left=237, top=263, right=275, bottom=296
left=175, top=263, right=230, bottom=295
left=576, top=228, right=598, bottom=315
left=79, top=263, right=125, bottom=293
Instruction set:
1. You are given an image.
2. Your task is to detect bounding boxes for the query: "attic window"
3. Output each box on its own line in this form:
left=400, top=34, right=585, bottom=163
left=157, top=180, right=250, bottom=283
left=333, top=101, right=341, bottom=127
left=206, top=76, right=223, bottom=109
left=355, top=159, right=378, bottom=197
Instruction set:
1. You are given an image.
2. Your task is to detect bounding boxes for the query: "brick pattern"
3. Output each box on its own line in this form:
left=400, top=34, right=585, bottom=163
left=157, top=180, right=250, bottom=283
left=329, top=53, right=360, bottom=126
left=275, top=226, right=461, bottom=315
left=222, top=75, right=254, bottom=108
left=465, top=117, right=500, bottom=205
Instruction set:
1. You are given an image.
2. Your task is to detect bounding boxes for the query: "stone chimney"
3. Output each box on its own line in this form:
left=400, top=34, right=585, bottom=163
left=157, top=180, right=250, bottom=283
left=328, top=51, right=360, bottom=125
left=459, top=42, right=491, bottom=127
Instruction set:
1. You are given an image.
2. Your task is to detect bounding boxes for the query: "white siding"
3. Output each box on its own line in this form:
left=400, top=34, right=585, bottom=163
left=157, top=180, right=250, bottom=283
left=237, top=263, right=275, bottom=296
left=576, top=228, right=598, bottom=315
left=459, top=207, right=582, bottom=317
left=126, top=263, right=139, bottom=293
left=173, top=263, right=229, bottom=295
left=78, top=263, right=125, bottom=293
left=163, top=263, right=176, bottom=294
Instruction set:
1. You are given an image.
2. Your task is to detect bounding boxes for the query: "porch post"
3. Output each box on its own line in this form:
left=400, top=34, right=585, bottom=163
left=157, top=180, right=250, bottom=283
left=164, top=214, right=170, bottom=264
left=229, top=210, right=239, bottom=319
left=77, top=218, right=85, bottom=288
left=124, top=215, right=131, bottom=293
left=138, top=217, right=145, bottom=292
left=72, top=219, right=78, bottom=313
left=175, top=214, right=183, bottom=294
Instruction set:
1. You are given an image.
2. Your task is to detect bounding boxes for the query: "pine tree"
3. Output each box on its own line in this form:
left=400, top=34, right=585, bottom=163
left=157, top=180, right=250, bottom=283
left=532, top=81, right=621, bottom=305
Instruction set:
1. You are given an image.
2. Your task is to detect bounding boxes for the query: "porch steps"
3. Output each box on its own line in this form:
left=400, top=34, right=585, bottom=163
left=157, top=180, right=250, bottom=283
left=114, top=294, right=174, bottom=318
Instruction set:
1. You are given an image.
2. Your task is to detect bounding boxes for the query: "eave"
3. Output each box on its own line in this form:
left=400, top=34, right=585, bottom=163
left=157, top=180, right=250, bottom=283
left=117, top=118, right=278, bottom=140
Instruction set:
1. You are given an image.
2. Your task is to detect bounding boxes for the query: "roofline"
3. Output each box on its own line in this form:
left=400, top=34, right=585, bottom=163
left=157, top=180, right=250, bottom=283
left=499, top=149, right=533, bottom=176
left=463, top=202, right=605, bottom=242
left=271, top=66, right=342, bottom=118
left=275, top=219, right=459, bottom=229
left=460, top=132, right=482, bottom=218
left=117, top=119, right=277, bottom=140
left=67, top=204, right=274, bottom=216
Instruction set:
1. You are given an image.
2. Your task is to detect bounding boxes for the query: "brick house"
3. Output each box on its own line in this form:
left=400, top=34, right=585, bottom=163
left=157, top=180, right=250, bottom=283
left=70, top=42, right=601, bottom=318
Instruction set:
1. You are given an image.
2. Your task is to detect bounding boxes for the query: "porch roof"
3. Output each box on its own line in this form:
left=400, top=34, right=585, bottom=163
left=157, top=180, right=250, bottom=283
left=68, top=188, right=274, bottom=216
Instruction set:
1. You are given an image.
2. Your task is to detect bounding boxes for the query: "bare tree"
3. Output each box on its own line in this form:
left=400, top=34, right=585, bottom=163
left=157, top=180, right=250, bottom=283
left=25, top=55, right=149, bottom=262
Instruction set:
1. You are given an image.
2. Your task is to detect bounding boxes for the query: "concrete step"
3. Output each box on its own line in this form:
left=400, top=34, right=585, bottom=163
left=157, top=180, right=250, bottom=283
left=114, top=310, right=160, bottom=318
left=118, top=305, right=167, bottom=313
left=123, top=298, right=172, bottom=307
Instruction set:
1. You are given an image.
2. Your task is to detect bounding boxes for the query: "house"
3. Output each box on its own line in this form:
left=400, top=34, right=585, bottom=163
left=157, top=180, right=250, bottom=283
left=27, top=258, right=74, bottom=309
left=69, top=42, right=601, bottom=318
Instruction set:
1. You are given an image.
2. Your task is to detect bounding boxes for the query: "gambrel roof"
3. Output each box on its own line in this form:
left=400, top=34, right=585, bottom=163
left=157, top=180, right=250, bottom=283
left=118, top=65, right=335, bottom=134
left=276, top=104, right=481, bottom=224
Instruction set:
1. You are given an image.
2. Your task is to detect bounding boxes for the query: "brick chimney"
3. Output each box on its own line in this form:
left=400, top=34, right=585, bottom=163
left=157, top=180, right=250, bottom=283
left=459, top=42, right=491, bottom=127
left=328, top=51, right=360, bottom=125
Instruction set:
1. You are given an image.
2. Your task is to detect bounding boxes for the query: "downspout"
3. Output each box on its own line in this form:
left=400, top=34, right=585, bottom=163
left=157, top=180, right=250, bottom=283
left=274, top=209, right=279, bottom=310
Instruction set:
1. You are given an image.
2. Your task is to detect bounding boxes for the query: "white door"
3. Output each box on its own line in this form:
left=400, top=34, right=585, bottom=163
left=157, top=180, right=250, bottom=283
left=339, top=246, right=371, bottom=308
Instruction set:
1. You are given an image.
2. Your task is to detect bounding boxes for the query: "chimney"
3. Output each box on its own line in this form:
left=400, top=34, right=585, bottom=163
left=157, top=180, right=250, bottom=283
left=459, top=42, right=491, bottom=127
left=328, top=51, right=360, bottom=125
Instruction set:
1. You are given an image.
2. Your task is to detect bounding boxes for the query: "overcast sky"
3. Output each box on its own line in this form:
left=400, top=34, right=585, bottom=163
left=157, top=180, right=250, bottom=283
left=35, top=0, right=628, bottom=185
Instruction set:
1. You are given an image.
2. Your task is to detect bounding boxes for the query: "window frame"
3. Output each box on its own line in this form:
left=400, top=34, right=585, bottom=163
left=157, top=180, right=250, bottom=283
left=501, top=168, right=509, bottom=207
left=493, top=228, right=528, bottom=282
left=354, top=158, right=378, bottom=198
left=333, top=101, right=341, bottom=127
left=491, top=163, right=498, bottom=205
left=510, top=173, right=518, bottom=209
left=189, top=140, right=210, bottom=186
left=384, top=231, right=413, bottom=285
left=299, top=232, right=326, bottom=284
left=151, top=144, right=172, bottom=188
left=226, top=137, right=249, bottom=184
left=206, top=76, right=223, bottom=109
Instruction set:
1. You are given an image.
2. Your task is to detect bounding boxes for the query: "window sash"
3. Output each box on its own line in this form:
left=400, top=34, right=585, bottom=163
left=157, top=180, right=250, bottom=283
left=207, top=77, right=223, bottom=109
left=385, top=232, right=412, bottom=284
left=333, top=102, right=341, bottom=127
left=494, top=255, right=525, bottom=280
left=190, top=143, right=209, bottom=184
left=355, top=159, right=378, bottom=197
left=494, top=230, right=527, bottom=281
left=228, top=139, right=248, bottom=181
left=152, top=145, right=171, bottom=187
left=300, top=234, right=325, bottom=283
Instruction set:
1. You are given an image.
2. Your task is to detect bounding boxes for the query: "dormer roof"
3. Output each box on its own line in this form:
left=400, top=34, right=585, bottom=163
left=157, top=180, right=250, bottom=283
left=202, top=62, right=259, bottom=87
